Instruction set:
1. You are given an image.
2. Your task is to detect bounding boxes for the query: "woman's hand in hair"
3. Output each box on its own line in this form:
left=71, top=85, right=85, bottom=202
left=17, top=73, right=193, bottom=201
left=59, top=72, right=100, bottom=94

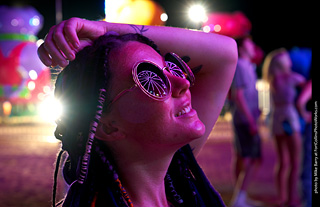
left=38, top=18, right=108, bottom=67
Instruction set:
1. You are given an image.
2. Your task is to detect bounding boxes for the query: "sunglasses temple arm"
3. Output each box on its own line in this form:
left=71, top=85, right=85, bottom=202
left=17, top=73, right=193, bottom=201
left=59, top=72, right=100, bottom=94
left=108, top=84, right=137, bottom=106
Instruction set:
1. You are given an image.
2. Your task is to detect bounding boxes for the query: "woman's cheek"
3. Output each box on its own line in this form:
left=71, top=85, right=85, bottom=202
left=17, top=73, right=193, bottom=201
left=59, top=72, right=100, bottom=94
left=117, top=99, right=165, bottom=124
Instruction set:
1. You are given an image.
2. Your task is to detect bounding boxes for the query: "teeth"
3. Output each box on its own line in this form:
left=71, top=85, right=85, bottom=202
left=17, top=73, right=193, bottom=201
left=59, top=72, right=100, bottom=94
left=176, top=106, right=191, bottom=117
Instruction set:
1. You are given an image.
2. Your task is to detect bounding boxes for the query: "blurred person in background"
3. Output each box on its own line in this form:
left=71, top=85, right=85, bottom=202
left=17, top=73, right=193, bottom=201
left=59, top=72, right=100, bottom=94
left=262, top=48, right=305, bottom=207
left=229, top=36, right=262, bottom=207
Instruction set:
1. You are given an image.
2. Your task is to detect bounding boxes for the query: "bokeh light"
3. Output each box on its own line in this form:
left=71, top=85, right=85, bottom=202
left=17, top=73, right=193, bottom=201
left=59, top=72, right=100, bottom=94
left=2, top=101, right=12, bottom=116
left=28, top=70, right=38, bottom=80
left=27, top=81, right=36, bottom=91
left=188, top=4, right=208, bottom=23
left=214, top=24, right=221, bottom=32
left=160, top=13, right=168, bottom=22
left=38, top=96, right=63, bottom=123
left=104, top=0, right=166, bottom=25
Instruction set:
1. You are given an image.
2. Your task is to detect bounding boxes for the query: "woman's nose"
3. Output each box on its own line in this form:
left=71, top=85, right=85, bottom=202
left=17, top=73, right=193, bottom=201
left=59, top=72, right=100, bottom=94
left=169, top=74, right=190, bottom=98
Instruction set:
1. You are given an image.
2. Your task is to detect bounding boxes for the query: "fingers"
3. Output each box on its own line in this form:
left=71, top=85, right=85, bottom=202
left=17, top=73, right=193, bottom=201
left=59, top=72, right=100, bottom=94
left=37, top=18, right=104, bottom=67
left=63, top=17, right=81, bottom=50
left=37, top=43, right=65, bottom=67
left=52, top=21, right=76, bottom=61
left=37, top=44, right=52, bottom=67
left=38, top=26, right=69, bottom=67
left=38, top=18, right=83, bottom=67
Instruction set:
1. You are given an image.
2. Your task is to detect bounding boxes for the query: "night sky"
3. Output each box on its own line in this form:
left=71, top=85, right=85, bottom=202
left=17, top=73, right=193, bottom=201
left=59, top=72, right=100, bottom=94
left=2, top=0, right=312, bottom=53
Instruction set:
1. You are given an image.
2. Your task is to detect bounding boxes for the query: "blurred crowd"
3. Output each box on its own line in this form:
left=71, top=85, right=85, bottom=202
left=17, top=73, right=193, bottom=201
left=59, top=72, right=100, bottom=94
left=227, top=36, right=312, bottom=207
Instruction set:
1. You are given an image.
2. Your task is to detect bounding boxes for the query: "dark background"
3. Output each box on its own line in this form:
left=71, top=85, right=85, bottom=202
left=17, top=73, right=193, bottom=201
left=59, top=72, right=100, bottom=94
left=1, top=0, right=312, bottom=53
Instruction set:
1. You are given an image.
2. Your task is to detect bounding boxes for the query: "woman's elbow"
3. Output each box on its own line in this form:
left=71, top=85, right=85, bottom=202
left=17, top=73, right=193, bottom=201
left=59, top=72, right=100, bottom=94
left=226, top=37, right=238, bottom=70
left=209, top=34, right=238, bottom=72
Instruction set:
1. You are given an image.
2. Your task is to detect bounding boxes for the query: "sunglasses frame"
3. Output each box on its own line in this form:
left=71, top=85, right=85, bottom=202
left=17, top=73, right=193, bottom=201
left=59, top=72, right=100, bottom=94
left=132, top=59, right=172, bottom=101
left=108, top=52, right=194, bottom=106
left=165, top=52, right=195, bottom=87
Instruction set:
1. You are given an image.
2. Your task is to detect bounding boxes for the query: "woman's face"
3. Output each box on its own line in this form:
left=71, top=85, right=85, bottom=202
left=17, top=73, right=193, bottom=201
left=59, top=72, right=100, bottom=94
left=104, top=41, right=205, bottom=148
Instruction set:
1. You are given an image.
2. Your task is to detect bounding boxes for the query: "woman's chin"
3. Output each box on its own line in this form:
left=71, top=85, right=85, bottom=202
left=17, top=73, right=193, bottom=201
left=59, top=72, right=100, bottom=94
left=192, top=120, right=206, bottom=138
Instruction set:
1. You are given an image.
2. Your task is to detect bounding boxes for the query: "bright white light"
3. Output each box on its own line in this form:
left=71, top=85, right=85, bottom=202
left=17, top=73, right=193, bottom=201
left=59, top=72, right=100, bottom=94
left=203, top=25, right=211, bottom=33
left=160, top=13, right=168, bottom=22
left=105, top=0, right=129, bottom=22
left=29, top=70, right=38, bottom=80
left=29, top=16, right=40, bottom=26
left=188, top=4, right=207, bottom=23
left=120, top=6, right=131, bottom=17
left=45, top=136, right=60, bottom=143
left=256, top=80, right=270, bottom=115
left=28, top=81, right=36, bottom=90
left=38, top=96, right=63, bottom=123
left=36, top=39, right=44, bottom=47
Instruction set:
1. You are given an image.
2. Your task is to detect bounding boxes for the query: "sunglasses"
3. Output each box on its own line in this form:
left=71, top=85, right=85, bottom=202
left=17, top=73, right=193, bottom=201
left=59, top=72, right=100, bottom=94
left=108, top=53, right=195, bottom=106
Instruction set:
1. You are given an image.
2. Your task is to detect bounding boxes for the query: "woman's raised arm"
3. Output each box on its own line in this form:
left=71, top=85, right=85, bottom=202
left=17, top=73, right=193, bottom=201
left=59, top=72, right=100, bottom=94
left=38, top=17, right=238, bottom=155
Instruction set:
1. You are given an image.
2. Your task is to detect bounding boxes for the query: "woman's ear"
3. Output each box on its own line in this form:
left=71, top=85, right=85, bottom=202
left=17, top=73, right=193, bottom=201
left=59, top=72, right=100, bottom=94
left=95, top=121, right=125, bottom=141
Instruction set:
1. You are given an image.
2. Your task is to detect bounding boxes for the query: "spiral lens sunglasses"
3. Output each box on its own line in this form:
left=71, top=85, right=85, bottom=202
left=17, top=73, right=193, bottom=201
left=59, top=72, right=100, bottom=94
left=108, top=52, right=195, bottom=106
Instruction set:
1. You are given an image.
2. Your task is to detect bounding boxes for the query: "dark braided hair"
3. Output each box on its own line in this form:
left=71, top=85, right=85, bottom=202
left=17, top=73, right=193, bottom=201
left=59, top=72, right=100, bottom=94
left=53, top=32, right=160, bottom=207
left=53, top=32, right=225, bottom=207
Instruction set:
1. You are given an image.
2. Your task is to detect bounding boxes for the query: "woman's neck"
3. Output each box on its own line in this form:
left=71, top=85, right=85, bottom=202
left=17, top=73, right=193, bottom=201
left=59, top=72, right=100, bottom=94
left=108, top=139, right=179, bottom=206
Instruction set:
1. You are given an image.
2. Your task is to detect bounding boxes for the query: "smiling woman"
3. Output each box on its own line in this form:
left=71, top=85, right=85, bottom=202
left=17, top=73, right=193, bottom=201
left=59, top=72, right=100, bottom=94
left=37, top=18, right=237, bottom=207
